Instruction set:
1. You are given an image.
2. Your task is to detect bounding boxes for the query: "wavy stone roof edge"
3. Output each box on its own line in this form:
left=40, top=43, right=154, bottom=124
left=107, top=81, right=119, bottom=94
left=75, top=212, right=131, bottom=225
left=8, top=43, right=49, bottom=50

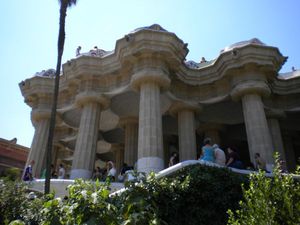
left=220, top=38, right=266, bottom=53
left=129, top=24, right=168, bottom=34
left=278, top=70, right=300, bottom=80
left=78, top=49, right=114, bottom=58
left=184, top=59, right=216, bottom=69
left=184, top=38, right=280, bottom=70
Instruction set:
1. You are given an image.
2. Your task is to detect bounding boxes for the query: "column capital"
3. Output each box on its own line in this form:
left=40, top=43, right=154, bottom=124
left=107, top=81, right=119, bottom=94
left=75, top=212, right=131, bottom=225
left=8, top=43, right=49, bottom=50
left=118, top=116, right=138, bottom=128
left=168, top=101, right=202, bottom=117
left=75, top=91, right=110, bottom=109
left=31, top=108, right=51, bottom=122
left=231, top=80, right=271, bottom=101
left=130, top=68, right=170, bottom=91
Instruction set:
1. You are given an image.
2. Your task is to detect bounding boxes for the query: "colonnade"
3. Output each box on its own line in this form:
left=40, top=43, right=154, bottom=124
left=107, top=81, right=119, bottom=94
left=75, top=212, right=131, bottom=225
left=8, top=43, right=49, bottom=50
left=27, top=69, right=292, bottom=179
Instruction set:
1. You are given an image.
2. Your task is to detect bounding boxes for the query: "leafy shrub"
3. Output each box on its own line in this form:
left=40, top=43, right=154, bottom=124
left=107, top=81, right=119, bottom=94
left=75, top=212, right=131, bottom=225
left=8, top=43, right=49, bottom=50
left=117, top=164, right=248, bottom=225
left=0, top=180, right=44, bottom=225
left=5, top=164, right=248, bottom=225
left=0, top=167, right=21, bottom=181
left=227, top=155, right=300, bottom=225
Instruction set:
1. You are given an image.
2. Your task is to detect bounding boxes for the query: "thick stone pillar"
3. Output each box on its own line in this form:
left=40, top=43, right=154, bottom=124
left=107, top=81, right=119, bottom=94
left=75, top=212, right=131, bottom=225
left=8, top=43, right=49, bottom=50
left=178, top=110, right=196, bottom=161
left=112, top=144, right=124, bottom=175
left=131, top=67, right=170, bottom=173
left=70, top=92, right=109, bottom=179
left=169, top=102, right=200, bottom=161
left=241, top=94, right=273, bottom=165
left=119, top=117, right=138, bottom=167
left=26, top=109, right=51, bottom=177
left=283, top=136, right=296, bottom=171
left=231, top=74, right=273, bottom=167
left=266, top=110, right=286, bottom=161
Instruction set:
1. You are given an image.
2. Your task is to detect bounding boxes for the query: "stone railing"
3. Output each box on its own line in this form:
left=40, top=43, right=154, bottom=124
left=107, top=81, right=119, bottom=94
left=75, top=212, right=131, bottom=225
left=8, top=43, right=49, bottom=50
left=111, top=160, right=300, bottom=196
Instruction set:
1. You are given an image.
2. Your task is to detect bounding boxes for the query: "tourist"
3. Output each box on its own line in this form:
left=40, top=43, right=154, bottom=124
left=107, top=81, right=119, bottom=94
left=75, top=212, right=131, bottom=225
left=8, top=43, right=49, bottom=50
left=226, top=147, right=243, bottom=169
left=279, top=159, right=288, bottom=173
left=106, top=161, right=116, bottom=181
left=254, top=153, right=266, bottom=171
left=76, top=46, right=81, bottom=56
left=169, top=152, right=179, bottom=167
left=92, top=166, right=102, bottom=180
left=90, top=46, right=99, bottom=56
left=23, top=160, right=35, bottom=181
left=200, top=57, right=207, bottom=63
left=40, top=164, right=57, bottom=179
left=51, top=164, right=58, bottom=178
left=118, top=163, right=133, bottom=182
left=213, top=144, right=226, bottom=166
left=58, top=164, right=65, bottom=179
left=199, top=138, right=215, bottom=162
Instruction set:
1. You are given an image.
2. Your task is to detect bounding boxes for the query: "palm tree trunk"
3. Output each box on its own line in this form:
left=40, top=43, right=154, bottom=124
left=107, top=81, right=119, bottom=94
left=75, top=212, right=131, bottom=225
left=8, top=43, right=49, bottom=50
left=45, top=2, right=67, bottom=195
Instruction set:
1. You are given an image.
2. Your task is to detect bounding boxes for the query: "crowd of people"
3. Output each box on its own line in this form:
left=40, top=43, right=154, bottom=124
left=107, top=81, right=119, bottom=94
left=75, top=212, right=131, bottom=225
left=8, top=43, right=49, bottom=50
left=22, top=137, right=287, bottom=182
left=23, top=161, right=66, bottom=181
left=199, top=138, right=244, bottom=169
left=91, top=161, right=135, bottom=182
left=168, top=137, right=275, bottom=172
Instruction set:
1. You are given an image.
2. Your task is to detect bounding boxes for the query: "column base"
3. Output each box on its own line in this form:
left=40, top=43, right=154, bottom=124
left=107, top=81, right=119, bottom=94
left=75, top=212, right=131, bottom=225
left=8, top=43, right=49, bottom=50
left=70, top=169, right=92, bottom=179
left=137, top=157, right=164, bottom=174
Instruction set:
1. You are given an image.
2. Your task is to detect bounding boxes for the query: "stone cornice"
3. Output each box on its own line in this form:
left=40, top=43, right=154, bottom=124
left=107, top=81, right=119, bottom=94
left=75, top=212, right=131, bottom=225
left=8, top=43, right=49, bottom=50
left=176, top=45, right=286, bottom=86
left=62, top=28, right=187, bottom=85
left=20, top=27, right=290, bottom=118
left=19, top=76, right=54, bottom=107
left=270, top=76, right=300, bottom=95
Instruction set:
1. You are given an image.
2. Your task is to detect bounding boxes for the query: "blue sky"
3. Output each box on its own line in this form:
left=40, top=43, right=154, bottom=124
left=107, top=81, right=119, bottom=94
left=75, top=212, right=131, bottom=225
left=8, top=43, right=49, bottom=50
left=0, top=0, right=299, bottom=147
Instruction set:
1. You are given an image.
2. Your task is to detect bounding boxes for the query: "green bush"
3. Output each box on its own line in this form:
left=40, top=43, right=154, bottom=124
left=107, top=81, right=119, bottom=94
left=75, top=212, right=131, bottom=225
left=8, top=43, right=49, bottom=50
left=5, top=164, right=248, bottom=225
left=0, top=180, right=44, bottom=225
left=227, top=155, right=300, bottom=225
left=0, top=167, right=21, bottom=181
left=120, top=164, right=248, bottom=225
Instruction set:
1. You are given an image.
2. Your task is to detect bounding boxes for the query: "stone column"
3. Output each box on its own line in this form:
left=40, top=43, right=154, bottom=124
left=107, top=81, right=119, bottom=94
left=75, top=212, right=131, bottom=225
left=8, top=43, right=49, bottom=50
left=169, top=102, right=200, bottom=161
left=26, top=109, right=51, bottom=177
left=112, top=144, right=124, bottom=175
left=119, top=117, right=138, bottom=167
left=131, top=67, right=170, bottom=173
left=231, top=76, right=273, bottom=166
left=70, top=92, right=109, bottom=179
left=266, top=110, right=286, bottom=161
left=283, top=136, right=296, bottom=171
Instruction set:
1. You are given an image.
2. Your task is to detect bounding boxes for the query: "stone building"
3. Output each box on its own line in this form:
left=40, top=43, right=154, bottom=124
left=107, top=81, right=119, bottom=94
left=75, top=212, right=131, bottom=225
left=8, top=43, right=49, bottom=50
left=0, top=137, right=28, bottom=174
left=20, top=24, right=300, bottom=179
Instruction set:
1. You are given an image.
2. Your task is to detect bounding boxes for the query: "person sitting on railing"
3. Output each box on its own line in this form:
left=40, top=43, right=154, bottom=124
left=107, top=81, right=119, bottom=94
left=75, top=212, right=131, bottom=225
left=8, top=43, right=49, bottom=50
left=213, top=144, right=226, bottom=166
left=118, top=163, right=133, bottom=182
left=254, top=153, right=266, bottom=171
left=169, top=152, right=179, bottom=167
left=199, top=138, right=215, bottom=163
left=106, top=161, right=116, bottom=182
left=226, top=147, right=244, bottom=169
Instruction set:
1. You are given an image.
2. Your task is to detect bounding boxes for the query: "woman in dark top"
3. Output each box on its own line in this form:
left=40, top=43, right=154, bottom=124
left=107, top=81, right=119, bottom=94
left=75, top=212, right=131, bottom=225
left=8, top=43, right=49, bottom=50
left=226, top=147, right=243, bottom=169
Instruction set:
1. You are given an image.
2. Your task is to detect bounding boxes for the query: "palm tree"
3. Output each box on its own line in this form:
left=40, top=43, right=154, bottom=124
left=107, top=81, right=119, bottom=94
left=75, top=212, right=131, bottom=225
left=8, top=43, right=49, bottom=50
left=45, top=0, right=77, bottom=194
